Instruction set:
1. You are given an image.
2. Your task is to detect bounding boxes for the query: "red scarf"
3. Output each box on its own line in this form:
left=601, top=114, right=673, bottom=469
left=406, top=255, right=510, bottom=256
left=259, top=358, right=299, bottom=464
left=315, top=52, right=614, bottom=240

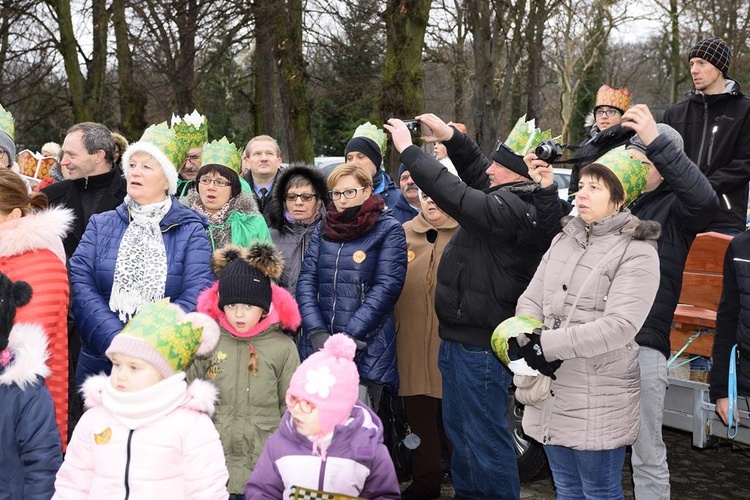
left=321, top=194, right=385, bottom=242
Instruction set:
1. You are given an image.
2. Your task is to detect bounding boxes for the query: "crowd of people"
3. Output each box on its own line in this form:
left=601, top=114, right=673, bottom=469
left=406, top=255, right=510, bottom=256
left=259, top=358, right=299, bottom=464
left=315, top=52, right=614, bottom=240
left=2, top=35, right=750, bottom=500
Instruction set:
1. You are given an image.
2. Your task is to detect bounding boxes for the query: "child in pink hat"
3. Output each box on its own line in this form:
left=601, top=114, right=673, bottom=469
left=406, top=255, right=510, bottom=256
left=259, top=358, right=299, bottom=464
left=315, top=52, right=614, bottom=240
left=245, top=334, right=400, bottom=499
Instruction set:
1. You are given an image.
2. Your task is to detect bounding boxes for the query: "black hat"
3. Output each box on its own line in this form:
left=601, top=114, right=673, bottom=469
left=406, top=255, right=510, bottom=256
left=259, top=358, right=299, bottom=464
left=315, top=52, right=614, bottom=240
left=689, top=37, right=732, bottom=76
left=0, top=272, right=32, bottom=352
left=344, top=137, right=382, bottom=170
left=212, top=244, right=284, bottom=312
left=490, top=141, right=532, bottom=180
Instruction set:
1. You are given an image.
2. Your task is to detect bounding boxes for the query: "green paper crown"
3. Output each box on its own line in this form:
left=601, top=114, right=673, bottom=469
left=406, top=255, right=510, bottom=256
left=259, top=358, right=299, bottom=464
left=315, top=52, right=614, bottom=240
left=201, top=137, right=242, bottom=173
left=491, top=315, right=543, bottom=367
left=119, top=299, right=203, bottom=373
left=352, top=122, right=387, bottom=155
left=0, top=104, right=14, bottom=141
left=140, top=122, right=182, bottom=170
left=503, top=115, right=554, bottom=155
left=172, top=110, right=208, bottom=166
left=594, top=146, right=649, bottom=202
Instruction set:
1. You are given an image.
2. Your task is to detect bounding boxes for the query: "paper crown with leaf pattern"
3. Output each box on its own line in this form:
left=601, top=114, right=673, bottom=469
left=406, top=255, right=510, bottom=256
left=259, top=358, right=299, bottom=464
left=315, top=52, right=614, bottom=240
left=201, top=137, right=242, bottom=173
left=593, top=145, right=649, bottom=203
left=0, top=104, right=14, bottom=141
left=106, top=299, right=220, bottom=378
left=171, top=110, right=208, bottom=164
left=121, top=122, right=181, bottom=195
left=352, top=122, right=387, bottom=155
left=491, top=115, right=559, bottom=179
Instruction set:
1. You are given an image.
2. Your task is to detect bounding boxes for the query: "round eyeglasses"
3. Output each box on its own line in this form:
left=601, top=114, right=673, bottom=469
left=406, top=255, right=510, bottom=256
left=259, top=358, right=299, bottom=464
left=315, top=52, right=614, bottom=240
left=328, top=187, right=366, bottom=200
left=285, top=192, right=319, bottom=202
left=595, top=109, right=620, bottom=118
left=285, top=394, right=315, bottom=413
left=199, top=177, right=231, bottom=187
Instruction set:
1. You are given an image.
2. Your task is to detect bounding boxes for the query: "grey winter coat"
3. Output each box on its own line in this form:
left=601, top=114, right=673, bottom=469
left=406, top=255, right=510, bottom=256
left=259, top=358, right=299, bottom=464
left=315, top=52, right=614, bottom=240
left=516, top=211, right=661, bottom=450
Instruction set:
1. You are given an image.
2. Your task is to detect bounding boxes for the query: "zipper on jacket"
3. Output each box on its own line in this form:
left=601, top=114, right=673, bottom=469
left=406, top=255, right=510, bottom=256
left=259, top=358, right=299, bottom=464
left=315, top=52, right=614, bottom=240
left=456, top=264, right=464, bottom=320
left=360, top=282, right=367, bottom=304
left=706, top=125, right=718, bottom=170
left=124, top=429, right=134, bottom=499
left=329, top=243, right=345, bottom=332
left=696, top=97, right=710, bottom=169
left=317, top=458, right=327, bottom=490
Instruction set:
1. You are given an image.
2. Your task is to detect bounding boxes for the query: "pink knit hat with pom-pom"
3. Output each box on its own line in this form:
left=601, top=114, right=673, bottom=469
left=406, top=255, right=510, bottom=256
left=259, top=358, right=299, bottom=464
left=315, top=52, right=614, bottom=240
left=106, top=298, right=220, bottom=378
left=287, top=334, right=360, bottom=437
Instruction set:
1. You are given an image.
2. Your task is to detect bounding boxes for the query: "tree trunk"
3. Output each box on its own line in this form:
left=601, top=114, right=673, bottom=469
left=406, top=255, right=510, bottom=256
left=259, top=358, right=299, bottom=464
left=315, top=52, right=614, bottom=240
left=86, top=0, right=108, bottom=121
left=669, top=0, right=680, bottom=103
left=525, top=0, right=547, bottom=120
left=174, top=0, right=199, bottom=113
left=112, top=0, right=147, bottom=137
left=466, top=0, right=496, bottom=149
left=275, top=0, right=313, bottom=163
left=253, top=0, right=279, bottom=138
left=381, top=0, right=432, bottom=172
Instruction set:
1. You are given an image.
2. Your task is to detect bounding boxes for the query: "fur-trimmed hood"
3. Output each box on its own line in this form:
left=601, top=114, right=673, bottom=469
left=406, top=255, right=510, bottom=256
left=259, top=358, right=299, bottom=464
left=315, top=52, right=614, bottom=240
left=197, top=280, right=301, bottom=338
left=0, top=323, right=51, bottom=390
left=81, top=373, right=220, bottom=417
left=562, top=211, right=661, bottom=242
left=267, top=165, right=330, bottom=231
left=0, top=206, right=73, bottom=264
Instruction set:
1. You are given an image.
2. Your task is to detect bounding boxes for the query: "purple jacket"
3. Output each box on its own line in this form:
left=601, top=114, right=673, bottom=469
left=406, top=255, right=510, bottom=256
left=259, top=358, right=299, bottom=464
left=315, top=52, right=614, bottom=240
left=245, top=403, right=400, bottom=499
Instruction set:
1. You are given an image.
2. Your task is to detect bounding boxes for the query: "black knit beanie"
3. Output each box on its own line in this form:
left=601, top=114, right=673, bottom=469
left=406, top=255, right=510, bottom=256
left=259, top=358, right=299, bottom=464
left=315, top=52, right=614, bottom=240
left=218, top=259, right=272, bottom=312
left=490, top=142, right=532, bottom=180
left=689, top=37, right=732, bottom=76
left=344, top=137, right=382, bottom=169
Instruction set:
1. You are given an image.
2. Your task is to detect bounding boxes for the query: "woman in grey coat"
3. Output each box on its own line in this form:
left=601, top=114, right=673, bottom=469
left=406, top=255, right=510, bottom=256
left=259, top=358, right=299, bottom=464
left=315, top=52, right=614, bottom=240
left=512, top=148, right=661, bottom=499
left=267, top=165, right=330, bottom=298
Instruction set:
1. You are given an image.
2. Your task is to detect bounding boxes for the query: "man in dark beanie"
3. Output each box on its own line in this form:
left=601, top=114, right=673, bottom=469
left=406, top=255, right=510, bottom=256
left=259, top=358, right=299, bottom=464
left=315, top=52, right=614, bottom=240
left=344, top=122, right=401, bottom=208
left=662, top=36, right=750, bottom=234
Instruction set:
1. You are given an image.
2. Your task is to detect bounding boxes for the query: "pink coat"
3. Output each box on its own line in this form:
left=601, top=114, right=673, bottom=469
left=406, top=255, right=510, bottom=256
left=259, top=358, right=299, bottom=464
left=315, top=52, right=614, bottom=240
left=53, top=375, right=229, bottom=499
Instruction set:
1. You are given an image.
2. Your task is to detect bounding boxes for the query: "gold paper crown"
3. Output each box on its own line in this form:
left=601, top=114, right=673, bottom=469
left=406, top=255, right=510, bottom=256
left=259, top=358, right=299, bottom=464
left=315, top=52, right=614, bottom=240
left=595, top=85, right=631, bottom=113
left=594, top=146, right=649, bottom=202
left=171, top=110, right=208, bottom=166
left=139, top=122, right=183, bottom=171
left=503, top=115, right=555, bottom=155
left=0, top=104, right=15, bottom=141
left=201, top=137, right=242, bottom=173
left=352, top=122, right=387, bottom=155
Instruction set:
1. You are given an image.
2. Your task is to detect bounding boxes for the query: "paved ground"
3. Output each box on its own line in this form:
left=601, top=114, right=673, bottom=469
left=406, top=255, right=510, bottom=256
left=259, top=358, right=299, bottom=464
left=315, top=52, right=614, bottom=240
left=403, top=427, right=750, bottom=499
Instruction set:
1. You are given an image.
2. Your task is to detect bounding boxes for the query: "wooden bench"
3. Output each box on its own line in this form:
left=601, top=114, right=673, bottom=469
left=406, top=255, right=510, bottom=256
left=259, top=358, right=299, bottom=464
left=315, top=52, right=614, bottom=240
left=669, top=232, right=733, bottom=358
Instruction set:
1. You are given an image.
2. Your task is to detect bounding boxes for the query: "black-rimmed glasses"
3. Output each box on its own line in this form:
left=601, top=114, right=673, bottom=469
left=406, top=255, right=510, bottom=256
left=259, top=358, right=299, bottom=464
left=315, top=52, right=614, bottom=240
left=285, top=193, right=319, bottom=202
left=328, top=187, right=366, bottom=200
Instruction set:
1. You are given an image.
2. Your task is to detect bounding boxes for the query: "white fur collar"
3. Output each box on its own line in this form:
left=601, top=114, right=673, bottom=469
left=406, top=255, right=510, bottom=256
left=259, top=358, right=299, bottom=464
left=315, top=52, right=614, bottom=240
left=0, top=323, right=51, bottom=390
left=0, top=207, right=74, bottom=263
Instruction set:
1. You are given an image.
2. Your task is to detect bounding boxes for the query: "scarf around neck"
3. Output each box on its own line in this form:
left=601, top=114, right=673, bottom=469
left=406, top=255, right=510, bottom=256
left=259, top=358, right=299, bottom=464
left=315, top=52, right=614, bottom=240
left=321, top=194, right=384, bottom=242
left=103, top=372, right=189, bottom=429
left=109, top=196, right=171, bottom=322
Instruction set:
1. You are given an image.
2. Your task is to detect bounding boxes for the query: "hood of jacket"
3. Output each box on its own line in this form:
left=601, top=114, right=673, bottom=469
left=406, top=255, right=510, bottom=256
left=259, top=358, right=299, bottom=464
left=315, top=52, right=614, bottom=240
left=0, top=206, right=73, bottom=264
left=196, top=280, right=301, bottom=337
left=0, top=323, right=51, bottom=389
left=81, top=372, right=219, bottom=416
left=561, top=211, right=661, bottom=246
left=181, top=188, right=260, bottom=220
left=115, top=195, right=209, bottom=229
left=267, top=165, right=330, bottom=231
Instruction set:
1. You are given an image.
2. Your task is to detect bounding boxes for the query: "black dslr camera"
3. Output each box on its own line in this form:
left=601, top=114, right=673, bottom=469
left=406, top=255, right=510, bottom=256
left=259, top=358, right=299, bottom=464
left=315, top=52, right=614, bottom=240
left=535, top=139, right=564, bottom=163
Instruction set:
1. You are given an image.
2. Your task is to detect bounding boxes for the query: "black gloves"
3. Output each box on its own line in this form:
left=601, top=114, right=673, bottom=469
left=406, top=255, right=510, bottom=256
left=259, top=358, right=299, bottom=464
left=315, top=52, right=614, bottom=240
left=516, top=332, right=563, bottom=379
left=308, top=329, right=331, bottom=352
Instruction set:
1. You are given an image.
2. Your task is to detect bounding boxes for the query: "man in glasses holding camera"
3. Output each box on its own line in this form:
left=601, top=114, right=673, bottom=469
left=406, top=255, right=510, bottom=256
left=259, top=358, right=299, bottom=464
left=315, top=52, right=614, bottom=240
left=385, top=115, right=568, bottom=499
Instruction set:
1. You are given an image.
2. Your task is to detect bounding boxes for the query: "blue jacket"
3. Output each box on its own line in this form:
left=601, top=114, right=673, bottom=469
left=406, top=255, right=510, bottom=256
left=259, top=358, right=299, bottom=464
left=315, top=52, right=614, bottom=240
left=70, top=198, right=214, bottom=386
left=0, top=324, right=62, bottom=500
left=296, top=210, right=407, bottom=390
left=390, top=192, right=420, bottom=225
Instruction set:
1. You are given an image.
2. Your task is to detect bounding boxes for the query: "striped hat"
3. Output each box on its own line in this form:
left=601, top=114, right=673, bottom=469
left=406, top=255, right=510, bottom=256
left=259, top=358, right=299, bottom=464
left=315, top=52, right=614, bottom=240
left=689, top=37, right=731, bottom=76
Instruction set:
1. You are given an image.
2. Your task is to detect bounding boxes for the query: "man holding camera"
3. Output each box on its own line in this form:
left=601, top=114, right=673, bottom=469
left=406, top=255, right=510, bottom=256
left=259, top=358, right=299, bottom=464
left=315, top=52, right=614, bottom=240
left=385, top=115, right=567, bottom=499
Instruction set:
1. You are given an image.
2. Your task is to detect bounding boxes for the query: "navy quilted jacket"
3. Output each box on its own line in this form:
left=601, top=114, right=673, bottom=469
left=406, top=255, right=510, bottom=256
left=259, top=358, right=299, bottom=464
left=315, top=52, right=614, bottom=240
left=70, top=199, right=214, bottom=386
left=296, top=209, right=407, bottom=390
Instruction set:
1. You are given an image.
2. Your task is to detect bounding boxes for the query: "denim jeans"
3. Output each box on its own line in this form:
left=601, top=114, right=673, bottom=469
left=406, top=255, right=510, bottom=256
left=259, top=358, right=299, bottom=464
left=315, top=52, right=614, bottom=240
left=439, top=339, right=520, bottom=500
left=631, top=347, right=670, bottom=499
left=544, top=445, right=626, bottom=500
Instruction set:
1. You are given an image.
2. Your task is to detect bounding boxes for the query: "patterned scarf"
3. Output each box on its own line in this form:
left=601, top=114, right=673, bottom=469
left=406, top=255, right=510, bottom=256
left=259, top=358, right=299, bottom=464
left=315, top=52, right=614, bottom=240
left=321, top=194, right=384, bottom=242
left=109, top=196, right=171, bottom=322
left=191, top=196, right=234, bottom=225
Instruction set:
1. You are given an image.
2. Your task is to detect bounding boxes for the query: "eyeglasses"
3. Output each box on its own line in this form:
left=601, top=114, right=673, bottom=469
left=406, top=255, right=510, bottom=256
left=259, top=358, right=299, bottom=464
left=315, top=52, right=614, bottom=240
left=186, top=154, right=201, bottom=163
left=595, top=109, right=620, bottom=118
left=328, top=187, right=366, bottom=200
left=285, top=394, right=315, bottom=413
left=285, top=192, right=319, bottom=202
left=199, top=177, right=231, bottom=187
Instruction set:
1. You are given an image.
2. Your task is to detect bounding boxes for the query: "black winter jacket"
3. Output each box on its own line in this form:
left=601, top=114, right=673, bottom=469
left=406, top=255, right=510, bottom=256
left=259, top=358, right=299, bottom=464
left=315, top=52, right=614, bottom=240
left=711, top=231, right=750, bottom=401
left=628, top=134, right=719, bottom=359
left=399, top=131, right=569, bottom=348
left=662, top=80, right=750, bottom=231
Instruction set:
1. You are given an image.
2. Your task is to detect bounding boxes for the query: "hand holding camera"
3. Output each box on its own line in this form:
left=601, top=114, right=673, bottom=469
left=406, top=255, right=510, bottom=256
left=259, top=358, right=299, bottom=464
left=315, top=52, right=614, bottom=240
left=384, top=119, right=415, bottom=154
left=621, top=104, right=659, bottom=147
left=523, top=151, right=555, bottom=188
